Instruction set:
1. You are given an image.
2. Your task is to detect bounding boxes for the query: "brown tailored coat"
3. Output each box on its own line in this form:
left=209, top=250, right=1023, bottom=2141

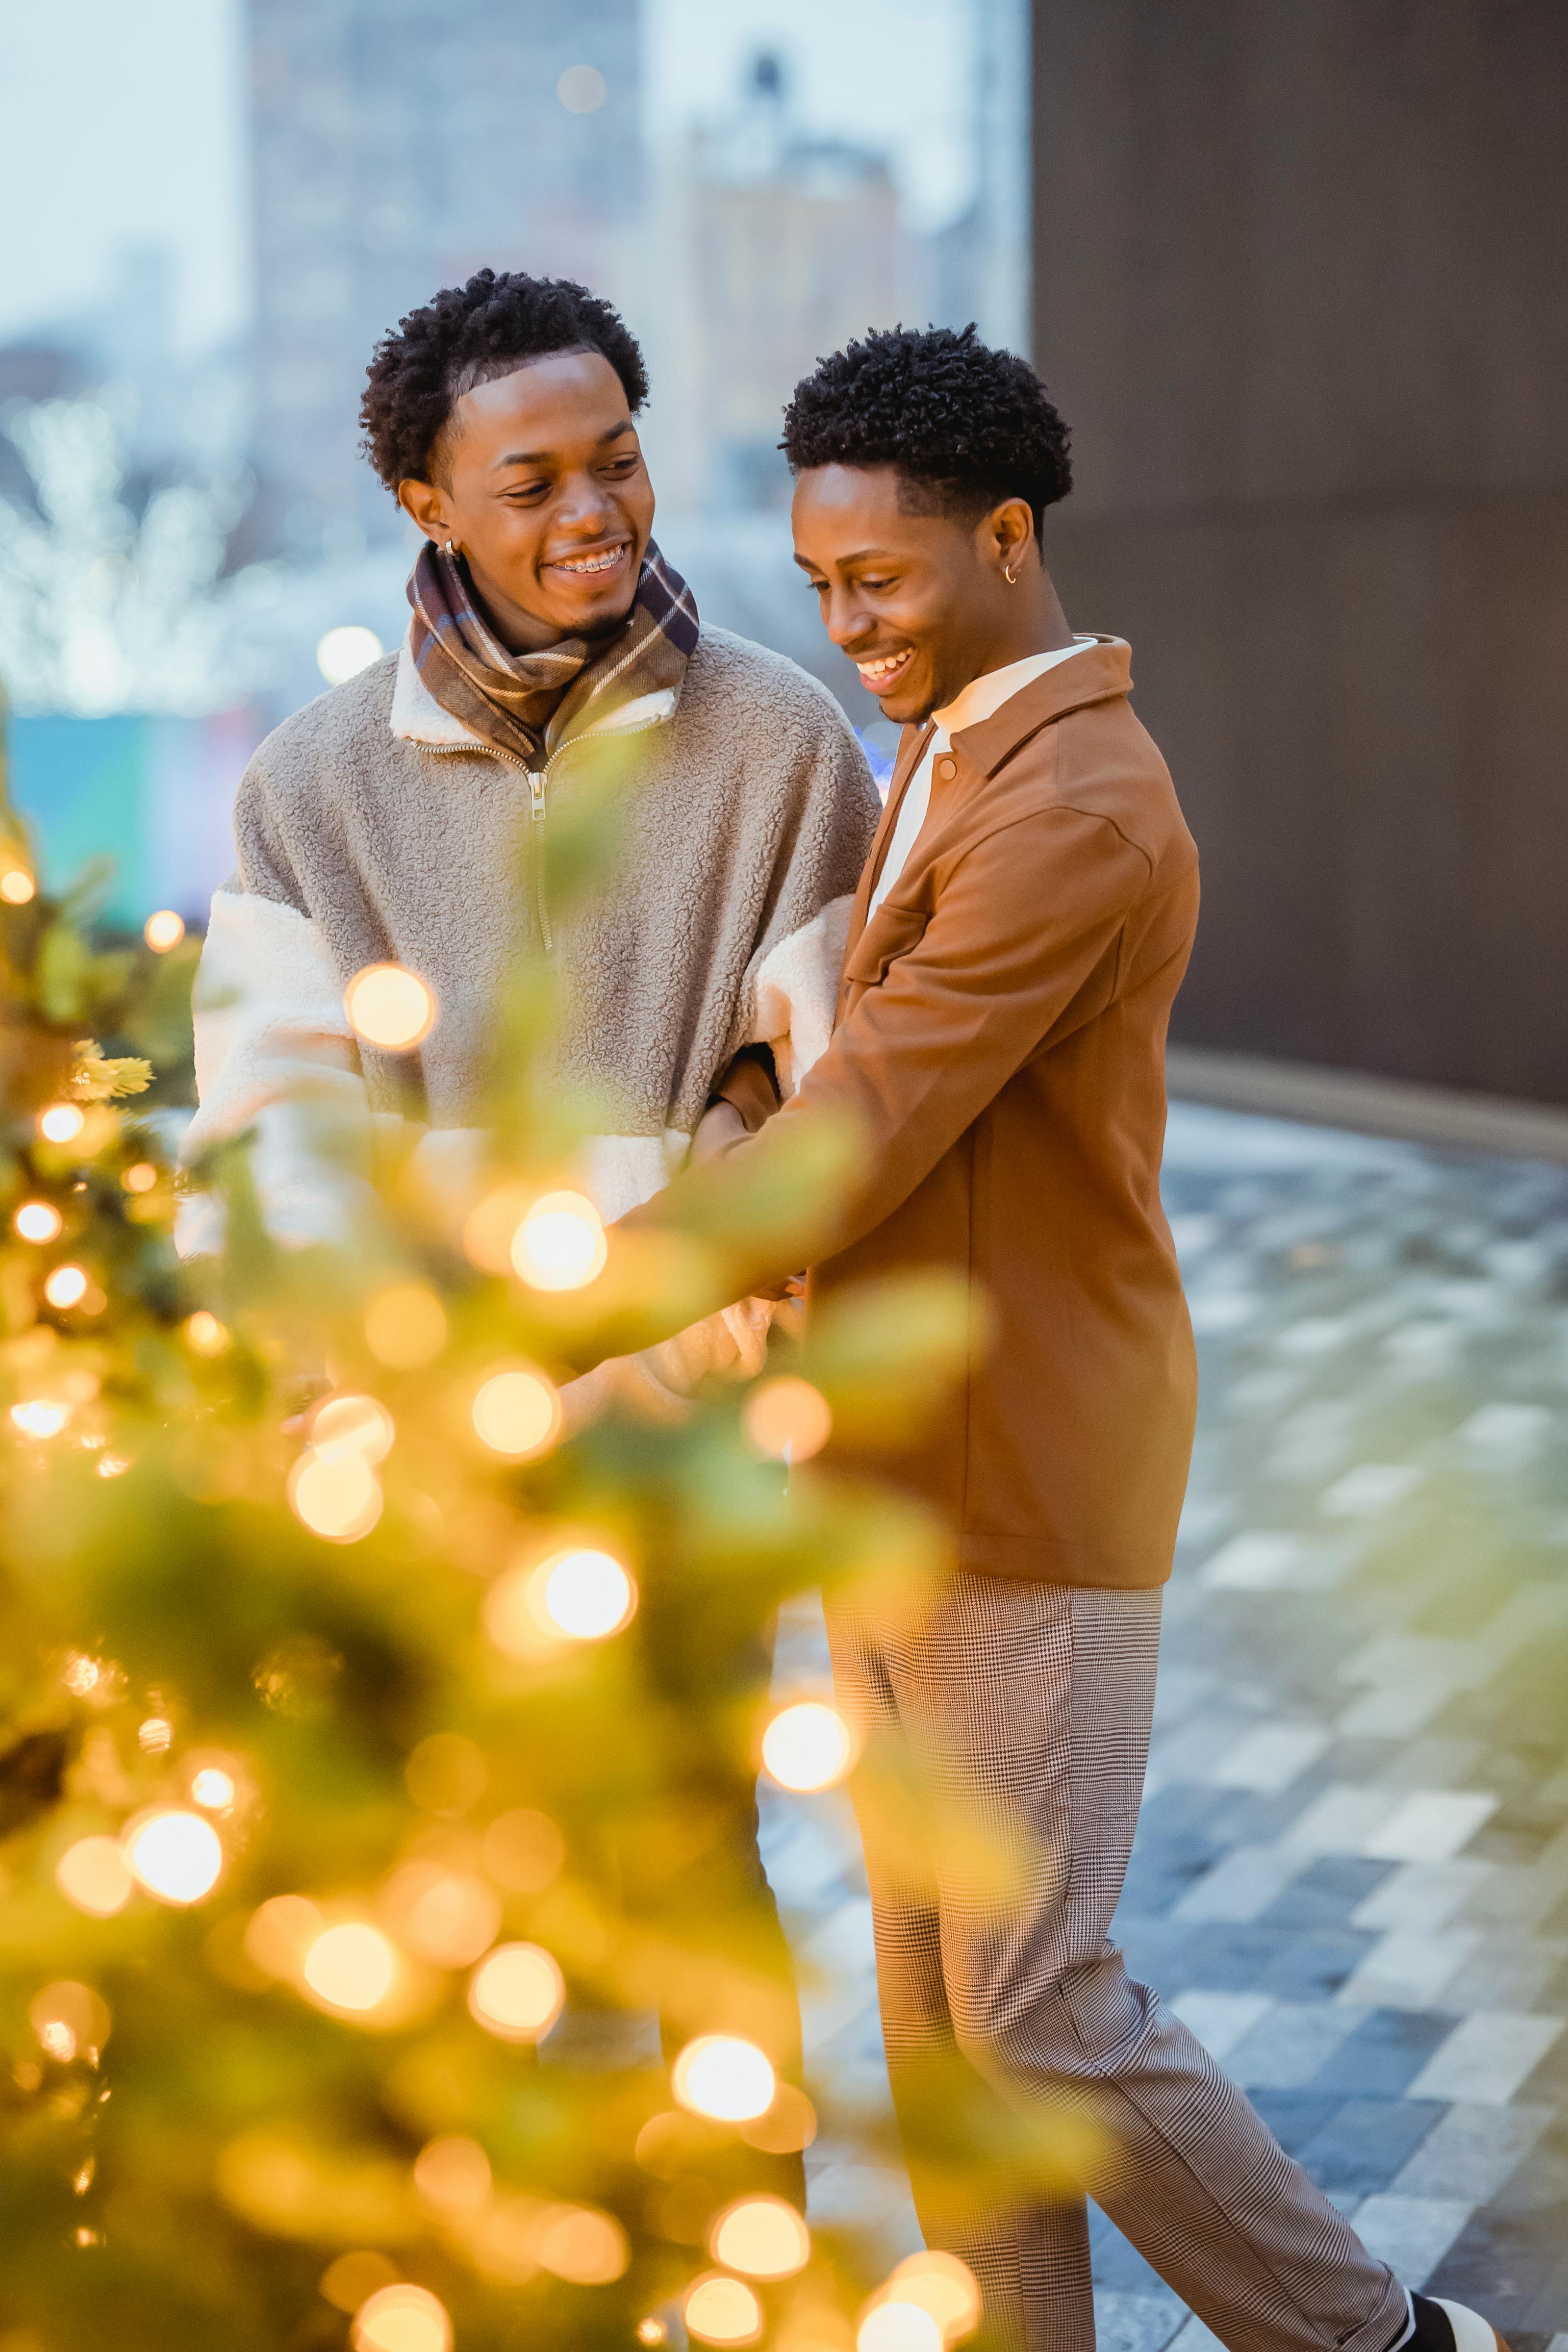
left=666, top=638, right=1200, bottom=1588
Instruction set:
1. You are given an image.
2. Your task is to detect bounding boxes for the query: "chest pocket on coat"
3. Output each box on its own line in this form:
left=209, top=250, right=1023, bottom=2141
left=841, top=900, right=930, bottom=991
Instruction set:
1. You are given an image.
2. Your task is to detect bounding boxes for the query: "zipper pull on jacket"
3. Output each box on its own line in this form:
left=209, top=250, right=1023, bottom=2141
left=528, top=770, right=547, bottom=821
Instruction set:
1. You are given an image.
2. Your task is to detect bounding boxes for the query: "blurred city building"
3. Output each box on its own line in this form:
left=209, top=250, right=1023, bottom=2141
left=247, top=0, right=644, bottom=560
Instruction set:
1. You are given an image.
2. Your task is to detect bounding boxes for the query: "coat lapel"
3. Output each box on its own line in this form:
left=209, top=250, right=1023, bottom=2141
left=844, top=721, right=934, bottom=959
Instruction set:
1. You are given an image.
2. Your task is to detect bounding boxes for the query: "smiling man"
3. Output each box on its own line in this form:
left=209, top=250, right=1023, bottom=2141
left=183, top=273, right=878, bottom=1400
left=619, top=326, right=1499, bottom=2352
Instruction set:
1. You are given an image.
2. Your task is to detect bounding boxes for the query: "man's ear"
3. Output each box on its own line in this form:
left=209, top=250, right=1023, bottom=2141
left=987, top=497, right=1037, bottom=578
left=398, top=477, right=448, bottom=540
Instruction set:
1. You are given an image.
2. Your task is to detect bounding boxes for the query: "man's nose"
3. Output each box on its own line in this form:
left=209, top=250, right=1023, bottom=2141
left=554, top=473, right=618, bottom=533
left=822, top=591, right=872, bottom=650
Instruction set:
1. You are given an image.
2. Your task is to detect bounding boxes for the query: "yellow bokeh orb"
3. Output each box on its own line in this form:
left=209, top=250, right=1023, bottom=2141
left=344, top=963, right=439, bottom=1052
left=683, top=2275, right=763, bottom=2347
left=467, top=1941, right=565, bottom=2042
left=412, top=2134, right=492, bottom=2214
left=14, top=1200, right=63, bottom=1243
left=509, top=1189, right=608, bottom=1290
left=885, top=2252, right=984, bottom=2344
left=38, top=1103, right=85, bottom=1145
left=289, top=1449, right=382, bottom=1543
left=858, top=2305, right=945, bottom=2352
left=471, top=1365, right=562, bottom=1459
left=43, top=1264, right=88, bottom=1310
left=55, top=1835, right=134, bottom=1918
left=760, top=1700, right=858, bottom=1793
left=123, top=1809, right=224, bottom=1905
left=534, top=1546, right=637, bottom=1641
left=671, top=2034, right=776, bottom=2123
left=308, top=1392, right=395, bottom=1464
left=144, top=909, right=186, bottom=953
left=742, top=1375, right=833, bottom=1463
left=351, top=2282, right=452, bottom=2352
left=184, top=1310, right=231, bottom=1357
left=364, top=1283, right=448, bottom=1368
left=302, top=1921, right=399, bottom=2015
left=709, top=2194, right=811, bottom=2278
left=531, top=2204, right=630, bottom=2284
left=0, top=867, right=36, bottom=904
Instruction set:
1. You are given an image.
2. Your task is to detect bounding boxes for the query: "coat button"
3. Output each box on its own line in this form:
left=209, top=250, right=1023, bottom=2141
left=935, top=756, right=957, bottom=782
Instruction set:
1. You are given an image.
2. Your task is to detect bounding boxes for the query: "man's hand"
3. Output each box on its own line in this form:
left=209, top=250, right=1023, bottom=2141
left=687, top=1102, right=804, bottom=1299
left=689, top=1098, right=747, bottom=1164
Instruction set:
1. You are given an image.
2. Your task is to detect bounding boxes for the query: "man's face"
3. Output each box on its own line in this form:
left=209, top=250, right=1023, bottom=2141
left=791, top=464, right=1013, bottom=723
left=399, top=350, right=655, bottom=649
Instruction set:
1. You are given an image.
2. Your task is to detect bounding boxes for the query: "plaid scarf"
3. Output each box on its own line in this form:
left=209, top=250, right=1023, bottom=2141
left=406, top=538, right=700, bottom=767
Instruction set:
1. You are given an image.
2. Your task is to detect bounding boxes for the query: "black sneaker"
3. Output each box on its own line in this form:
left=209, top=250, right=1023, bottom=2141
left=1411, top=2295, right=1513, bottom=2352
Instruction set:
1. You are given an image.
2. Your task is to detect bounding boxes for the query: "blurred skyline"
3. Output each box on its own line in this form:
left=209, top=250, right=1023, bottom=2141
left=0, top=0, right=1002, bottom=361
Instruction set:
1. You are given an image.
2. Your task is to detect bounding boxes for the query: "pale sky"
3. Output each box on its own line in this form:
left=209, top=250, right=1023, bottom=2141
left=0, top=0, right=986, bottom=358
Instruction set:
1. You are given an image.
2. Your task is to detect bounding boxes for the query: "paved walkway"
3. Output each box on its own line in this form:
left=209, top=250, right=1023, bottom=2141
left=761, top=1102, right=1568, bottom=2349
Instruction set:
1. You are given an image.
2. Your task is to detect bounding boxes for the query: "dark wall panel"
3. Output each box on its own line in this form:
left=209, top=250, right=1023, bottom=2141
left=1032, top=1, right=1568, bottom=1101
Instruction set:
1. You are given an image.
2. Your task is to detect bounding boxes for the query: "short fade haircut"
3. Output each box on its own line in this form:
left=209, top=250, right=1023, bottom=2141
left=359, top=268, right=649, bottom=492
left=781, top=323, right=1072, bottom=539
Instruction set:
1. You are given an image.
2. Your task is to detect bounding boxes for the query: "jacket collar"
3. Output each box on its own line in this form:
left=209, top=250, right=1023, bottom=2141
left=389, top=625, right=681, bottom=755
left=951, top=636, right=1131, bottom=779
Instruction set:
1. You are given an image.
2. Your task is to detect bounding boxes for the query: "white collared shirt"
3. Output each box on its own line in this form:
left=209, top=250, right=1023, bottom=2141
left=866, top=638, right=1098, bottom=923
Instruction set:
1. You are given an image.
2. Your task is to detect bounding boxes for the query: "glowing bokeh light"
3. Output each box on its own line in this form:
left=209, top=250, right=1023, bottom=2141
left=364, top=1283, right=447, bottom=1368
left=122, top=1162, right=158, bottom=1194
left=11, top=1400, right=68, bottom=1439
left=344, top=963, right=438, bottom=1052
left=509, top=1189, right=607, bottom=1290
left=404, top=1731, right=487, bottom=1816
left=636, top=2324, right=669, bottom=2348
left=320, top=2251, right=400, bottom=2315
left=184, top=1310, right=231, bottom=1357
left=742, top=1374, right=833, bottom=1463
left=467, top=1941, right=565, bottom=2042
left=39, top=1103, right=85, bottom=1145
left=350, top=2282, right=452, bottom=2352
left=14, top=1200, right=63, bottom=1243
left=481, top=1808, right=565, bottom=1892
left=885, top=2252, right=983, bottom=2344
left=384, top=1862, right=500, bottom=1968
left=710, top=2195, right=811, bottom=2278
left=30, top=1981, right=109, bottom=2063
left=308, top=1392, right=395, bottom=1464
left=470, top=1365, right=562, bottom=1459
left=557, top=63, right=607, bottom=113
left=683, top=2276, right=763, bottom=2347
left=761, top=1699, right=858, bottom=1793
left=138, top=1716, right=173, bottom=1754
left=671, top=2034, right=776, bottom=2123
left=0, top=867, right=35, bottom=904
left=318, top=625, right=384, bottom=686
left=534, top=1546, right=636, bottom=1641
left=124, top=1809, right=223, bottom=1905
left=191, top=1768, right=236, bottom=1811
left=532, top=2205, right=630, bottom=2284
left=244, top=1895, right=324, bottom=1979
left=289, top=1449, right=383, bottom=1543
left=144, top=909, right=186, bottom=953
left=413, top=2134, right=492, bottom=2213
left=858, top=2306, right=945, bottom=2352
left=55, top=1836, right=134, bottom=1917
left=302, top=1921, right=399, bottom=2014
left=43, top=1264, right=89, bottom=1310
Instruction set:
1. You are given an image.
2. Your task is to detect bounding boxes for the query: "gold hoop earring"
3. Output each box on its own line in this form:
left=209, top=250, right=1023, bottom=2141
left=1003, top=561, right=1018, bottom=586
left=445, top=538, right=460, bottom=558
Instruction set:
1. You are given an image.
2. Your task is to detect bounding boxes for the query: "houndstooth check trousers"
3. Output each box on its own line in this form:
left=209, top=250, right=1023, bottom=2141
left=823, top=1574, right=1408, bottom=2352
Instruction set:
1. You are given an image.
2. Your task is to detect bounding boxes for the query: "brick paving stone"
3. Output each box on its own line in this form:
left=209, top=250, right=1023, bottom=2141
left=762, top=1106, right=1568, bottom=2332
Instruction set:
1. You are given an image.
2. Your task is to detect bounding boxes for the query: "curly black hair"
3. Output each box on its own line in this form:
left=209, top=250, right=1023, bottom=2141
left=359, top=269, right=649, bottom=491
left=781, top=323, right=1072, bottom=538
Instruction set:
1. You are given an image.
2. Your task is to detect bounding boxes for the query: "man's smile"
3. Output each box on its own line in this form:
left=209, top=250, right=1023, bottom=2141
left=545, top=539, right=632, bottom=581
left=855, top=647, right=915, bottom=693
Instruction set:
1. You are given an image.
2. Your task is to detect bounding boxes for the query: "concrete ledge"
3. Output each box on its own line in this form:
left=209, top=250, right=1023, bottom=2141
left=1165, top=1045, right=1568, bottom=1168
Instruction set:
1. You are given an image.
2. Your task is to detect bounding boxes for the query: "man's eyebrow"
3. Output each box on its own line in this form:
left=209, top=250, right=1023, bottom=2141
left=792, top=545, right=897, bottom=570
left=490, top=420, right=636, bottom=470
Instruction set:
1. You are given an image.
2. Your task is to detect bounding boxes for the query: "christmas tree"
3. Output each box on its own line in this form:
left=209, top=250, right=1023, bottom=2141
left=0, top=714, right=1097, bottom=2351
